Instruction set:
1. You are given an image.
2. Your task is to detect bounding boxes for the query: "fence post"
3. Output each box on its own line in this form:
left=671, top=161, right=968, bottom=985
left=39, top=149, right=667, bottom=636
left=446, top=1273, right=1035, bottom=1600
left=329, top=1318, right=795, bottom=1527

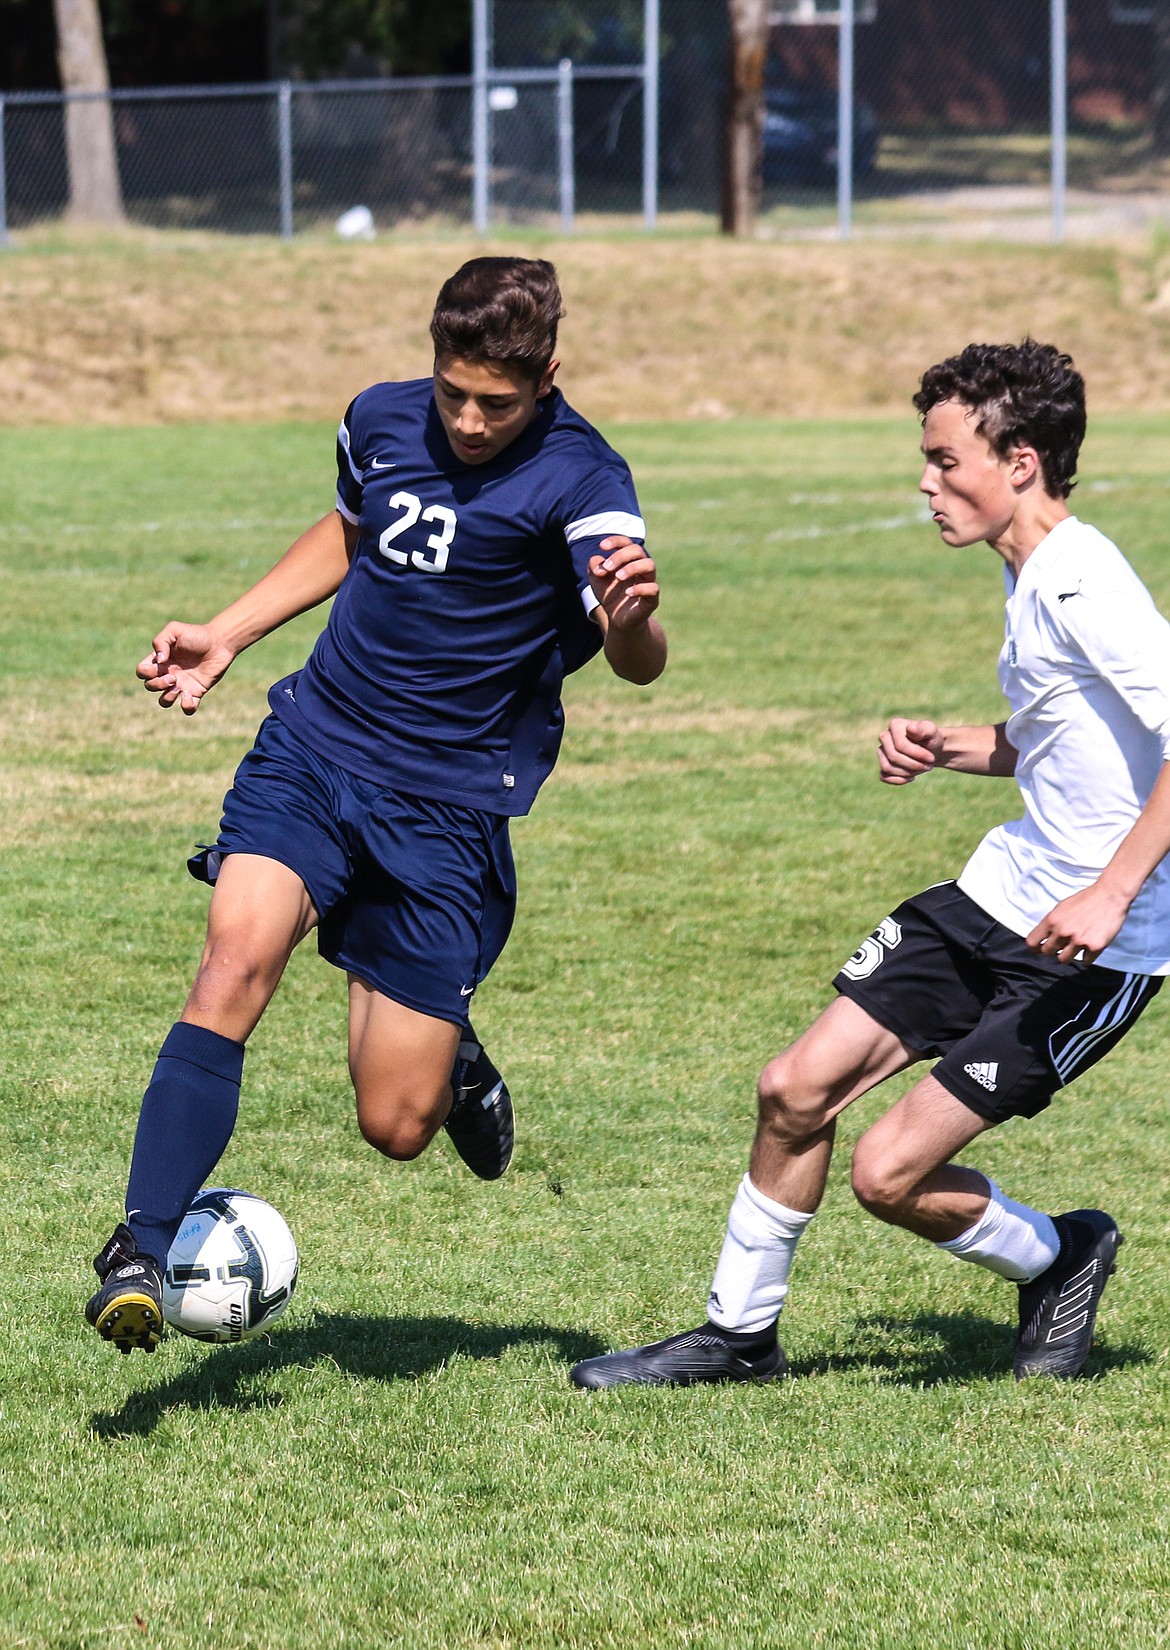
left=472, top=0, right=490, bottom=231
left=643, top=0, right=659, bottom=229
left=837, top=0, right=854, bottom=240
left=1051, top=0, right=1067, bottom=243
left=0, top=95, right=8, bottom=247
left=558, top=59, right=575, bottom=233
left=278, top=80, right=294, bottom=239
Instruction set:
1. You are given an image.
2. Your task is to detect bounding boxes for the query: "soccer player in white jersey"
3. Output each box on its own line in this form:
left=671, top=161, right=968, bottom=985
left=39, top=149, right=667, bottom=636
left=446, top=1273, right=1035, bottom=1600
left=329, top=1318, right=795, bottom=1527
left=573, top=339, right=1170, bottom=1388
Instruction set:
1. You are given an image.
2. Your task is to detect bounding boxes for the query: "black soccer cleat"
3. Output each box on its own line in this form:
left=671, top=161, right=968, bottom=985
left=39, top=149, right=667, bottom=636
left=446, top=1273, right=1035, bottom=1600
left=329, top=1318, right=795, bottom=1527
left=84, top=1222, right=165, bottom=1355
left=1014, top=1209, right=1122, bottom=1381
left=570, top=1325, right=788, bottom=1389
left=444, top=1030, right=514, bottom=1180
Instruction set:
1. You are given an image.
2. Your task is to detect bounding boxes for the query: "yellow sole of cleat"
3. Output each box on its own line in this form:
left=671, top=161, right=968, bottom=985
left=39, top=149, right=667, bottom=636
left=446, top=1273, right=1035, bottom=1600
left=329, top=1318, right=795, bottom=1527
left=94, top=1292, right=163, bottom=1352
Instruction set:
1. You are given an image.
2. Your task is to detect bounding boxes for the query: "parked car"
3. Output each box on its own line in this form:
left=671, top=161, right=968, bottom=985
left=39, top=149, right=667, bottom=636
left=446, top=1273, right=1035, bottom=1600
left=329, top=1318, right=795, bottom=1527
left=762, top=85, right=879, bottom=184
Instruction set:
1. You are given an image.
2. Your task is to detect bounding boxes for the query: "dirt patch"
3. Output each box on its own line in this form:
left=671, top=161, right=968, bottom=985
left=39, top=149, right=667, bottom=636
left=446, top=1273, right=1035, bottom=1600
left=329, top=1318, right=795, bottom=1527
left=3, top=229, right=1170, bottom=424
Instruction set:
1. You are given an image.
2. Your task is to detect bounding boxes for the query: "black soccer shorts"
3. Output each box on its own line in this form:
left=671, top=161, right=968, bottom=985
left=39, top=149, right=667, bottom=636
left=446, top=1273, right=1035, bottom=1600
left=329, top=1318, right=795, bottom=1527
left=832, top=881, right=1162, bottom=1123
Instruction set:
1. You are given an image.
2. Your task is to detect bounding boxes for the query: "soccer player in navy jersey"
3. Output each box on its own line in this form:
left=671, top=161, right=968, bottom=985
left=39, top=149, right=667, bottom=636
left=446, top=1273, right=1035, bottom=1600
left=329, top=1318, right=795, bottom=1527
left=86, top=256, right=667, bottom=1354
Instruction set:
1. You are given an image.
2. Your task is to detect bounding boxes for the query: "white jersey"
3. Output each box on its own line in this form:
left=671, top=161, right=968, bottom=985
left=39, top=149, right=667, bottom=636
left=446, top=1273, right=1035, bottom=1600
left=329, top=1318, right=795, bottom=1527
left=957, top=515, right=1170, bottom=976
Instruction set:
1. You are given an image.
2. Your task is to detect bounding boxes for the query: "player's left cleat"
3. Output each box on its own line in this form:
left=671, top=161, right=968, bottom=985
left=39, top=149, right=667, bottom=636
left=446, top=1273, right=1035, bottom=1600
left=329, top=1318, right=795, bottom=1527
left=1014, top=1209, right=1122, bottom=1381
left=445, top=1029, right=514, bottom=1180
left=85, top=1223, right=165, bottom=1354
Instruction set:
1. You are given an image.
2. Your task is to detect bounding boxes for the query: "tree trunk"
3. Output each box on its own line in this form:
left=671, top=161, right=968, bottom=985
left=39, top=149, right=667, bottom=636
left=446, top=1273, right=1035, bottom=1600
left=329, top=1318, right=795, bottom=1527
left=1154, top=1, right=1170, bottom=157
left=721, top=0, right=769, bottom=236
left=53, top=0, right=125, bottom=223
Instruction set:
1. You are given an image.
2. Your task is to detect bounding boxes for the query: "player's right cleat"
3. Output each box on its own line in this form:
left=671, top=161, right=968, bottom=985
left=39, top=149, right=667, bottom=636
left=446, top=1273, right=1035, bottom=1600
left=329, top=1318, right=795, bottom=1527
left=570, top=1325, right=787, bottom=1389
left=1014, top=1209, right=1122, bottom=1381
left=84, top=1223, right=164, bottom=1355
left=445, top=1030, right=514, bottom=1180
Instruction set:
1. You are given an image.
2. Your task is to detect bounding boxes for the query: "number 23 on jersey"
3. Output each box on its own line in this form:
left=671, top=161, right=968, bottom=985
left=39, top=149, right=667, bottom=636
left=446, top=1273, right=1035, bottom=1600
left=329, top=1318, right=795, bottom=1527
left=377, top=491, right=458, bottom=574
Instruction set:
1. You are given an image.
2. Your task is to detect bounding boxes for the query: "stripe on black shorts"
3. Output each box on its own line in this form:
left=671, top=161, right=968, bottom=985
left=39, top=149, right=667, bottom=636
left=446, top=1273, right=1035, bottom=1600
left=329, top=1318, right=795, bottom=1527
left=832, top=881, right=1162, bottom=1123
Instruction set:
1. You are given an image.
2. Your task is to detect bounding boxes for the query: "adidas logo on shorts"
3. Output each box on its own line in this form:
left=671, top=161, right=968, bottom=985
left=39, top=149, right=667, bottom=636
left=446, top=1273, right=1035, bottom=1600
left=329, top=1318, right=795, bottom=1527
left=963, top=1060, right=999, bottom=1092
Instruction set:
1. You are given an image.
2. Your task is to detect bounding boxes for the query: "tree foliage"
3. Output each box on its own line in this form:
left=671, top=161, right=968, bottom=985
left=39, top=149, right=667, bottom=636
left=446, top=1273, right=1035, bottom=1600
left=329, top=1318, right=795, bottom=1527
left=1, top=0, right=470, bottom=90
left=272, top=0, right=470, bottom=77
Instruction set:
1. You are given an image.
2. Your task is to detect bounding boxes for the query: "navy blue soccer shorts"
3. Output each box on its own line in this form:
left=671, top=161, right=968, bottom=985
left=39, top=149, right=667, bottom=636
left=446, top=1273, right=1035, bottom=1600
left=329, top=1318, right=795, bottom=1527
left=832, top=881, right=1162, bottom=1124
left=189, top=715, right=517, bottom=1027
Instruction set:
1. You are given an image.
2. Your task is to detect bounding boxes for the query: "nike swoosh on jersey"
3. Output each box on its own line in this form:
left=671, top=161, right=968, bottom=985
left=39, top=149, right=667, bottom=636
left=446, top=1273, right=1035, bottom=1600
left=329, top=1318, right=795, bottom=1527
left=370, top=457, right=396, bottom=469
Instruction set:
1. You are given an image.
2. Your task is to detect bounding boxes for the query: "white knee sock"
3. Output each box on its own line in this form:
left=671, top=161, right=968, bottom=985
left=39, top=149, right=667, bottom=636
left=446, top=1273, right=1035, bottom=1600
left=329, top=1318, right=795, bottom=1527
left=935, top=1179, right=1060, bottom=1284
left=706, top=1174, right=815, bottom=1334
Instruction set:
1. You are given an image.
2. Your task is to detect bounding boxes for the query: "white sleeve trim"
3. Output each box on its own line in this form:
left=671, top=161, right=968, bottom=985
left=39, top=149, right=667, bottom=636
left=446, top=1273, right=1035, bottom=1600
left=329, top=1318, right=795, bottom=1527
left=565, top=510, right=645, bottom=544
left=581, top=586, right=601, bottom=617
left=337, top=418, right=364, bottom=486
left=335, top=489, right=360, bottom=526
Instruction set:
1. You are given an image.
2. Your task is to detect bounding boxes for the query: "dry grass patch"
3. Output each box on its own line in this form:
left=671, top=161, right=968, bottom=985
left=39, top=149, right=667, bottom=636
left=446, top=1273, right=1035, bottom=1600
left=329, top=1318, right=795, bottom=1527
left=551, top=703, right=879, bottom=788
left=2, top=683, right=880, bottom=847
left=5, top=231, right=1170, bottom=424
left=564, top=698, right=813, bottom=737
left=0, top=764, right=228, bottom=849
left=0, top=686, right=271, bottom=755
left=2, top=689, right=260, bottom=749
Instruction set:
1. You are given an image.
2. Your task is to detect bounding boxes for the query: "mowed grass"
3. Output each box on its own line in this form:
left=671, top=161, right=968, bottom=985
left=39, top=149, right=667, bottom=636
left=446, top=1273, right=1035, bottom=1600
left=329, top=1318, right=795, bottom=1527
left=2, top=415, right=1170, bottom=1648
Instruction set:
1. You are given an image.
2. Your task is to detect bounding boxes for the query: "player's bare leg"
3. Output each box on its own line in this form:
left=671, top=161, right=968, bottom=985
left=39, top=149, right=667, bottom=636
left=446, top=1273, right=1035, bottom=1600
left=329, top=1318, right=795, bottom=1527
left=851, top=1076, right=1122, bottom=1380
left=88, top=851, right=320, bottom=1353
left=182, top=852, right=319, bottom=1041
left=849, top=1074, right=995, bottom=1238
left=87, top=854, right=318, bottom=1353
left=571, top=991, right=1117, bottom=1388
left=571, top=998, right=920, bottom=1388
left=348, top=980, right=514, bottom=1178
left=348, top=983, right=461, bottom=1159
left=749, top=995, right=924, bottom=1212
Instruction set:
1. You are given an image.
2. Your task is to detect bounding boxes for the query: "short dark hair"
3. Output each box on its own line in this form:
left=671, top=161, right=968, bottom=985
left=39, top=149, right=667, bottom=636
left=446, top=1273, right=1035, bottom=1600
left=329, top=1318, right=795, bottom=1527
left=913, top=340, right=1086, bottom=499
left=430, top=257, right=565, bottom=382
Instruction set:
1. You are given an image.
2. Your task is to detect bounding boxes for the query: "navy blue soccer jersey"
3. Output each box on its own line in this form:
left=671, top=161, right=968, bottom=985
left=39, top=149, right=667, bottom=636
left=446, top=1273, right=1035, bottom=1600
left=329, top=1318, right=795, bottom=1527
left=268, top=378, right=645, bottom=815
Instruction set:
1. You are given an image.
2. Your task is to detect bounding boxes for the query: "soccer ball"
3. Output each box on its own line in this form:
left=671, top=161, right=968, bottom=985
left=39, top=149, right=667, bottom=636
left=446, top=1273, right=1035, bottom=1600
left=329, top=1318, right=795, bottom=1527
left=162, top=1189, right=299, bottom=1343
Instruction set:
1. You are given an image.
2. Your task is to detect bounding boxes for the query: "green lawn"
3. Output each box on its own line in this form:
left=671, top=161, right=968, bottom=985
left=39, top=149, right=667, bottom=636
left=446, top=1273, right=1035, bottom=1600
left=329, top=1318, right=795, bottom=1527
left=2, top=415, right=1170, bottom=1649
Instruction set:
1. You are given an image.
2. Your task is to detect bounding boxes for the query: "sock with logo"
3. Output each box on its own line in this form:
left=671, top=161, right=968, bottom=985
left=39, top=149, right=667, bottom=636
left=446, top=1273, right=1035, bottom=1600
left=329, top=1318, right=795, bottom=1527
left=935, top=1178, right=1060, bottom=1284
left=705, top=1173, right=815, bottom=1338
left=124, top=1022, right=246, bottom=1267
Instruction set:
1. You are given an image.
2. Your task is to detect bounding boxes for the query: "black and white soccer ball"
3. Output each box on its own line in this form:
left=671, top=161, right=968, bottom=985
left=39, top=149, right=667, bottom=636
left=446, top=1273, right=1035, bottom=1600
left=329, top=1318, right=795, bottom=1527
left=162, top=1189, right=299, bottom=1343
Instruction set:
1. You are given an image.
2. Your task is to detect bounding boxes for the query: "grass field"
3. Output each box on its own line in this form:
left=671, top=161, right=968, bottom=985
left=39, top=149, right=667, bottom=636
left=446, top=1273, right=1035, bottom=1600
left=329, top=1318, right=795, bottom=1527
left=3, top=413, right=1170, bottom=1648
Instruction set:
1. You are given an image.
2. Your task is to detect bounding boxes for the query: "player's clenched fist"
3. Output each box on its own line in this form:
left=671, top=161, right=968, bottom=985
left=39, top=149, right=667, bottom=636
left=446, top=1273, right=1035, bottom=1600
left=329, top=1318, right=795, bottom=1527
left=878, top=717, right=946, bottom=785
left=137, top=621, right=237, bottom=715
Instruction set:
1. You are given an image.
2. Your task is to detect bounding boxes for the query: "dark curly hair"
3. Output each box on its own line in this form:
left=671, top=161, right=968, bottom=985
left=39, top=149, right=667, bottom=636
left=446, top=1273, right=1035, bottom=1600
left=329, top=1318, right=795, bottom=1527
left=913, top=340, right=1086, bottom=499
left=430, top=257, right=565, bottom=383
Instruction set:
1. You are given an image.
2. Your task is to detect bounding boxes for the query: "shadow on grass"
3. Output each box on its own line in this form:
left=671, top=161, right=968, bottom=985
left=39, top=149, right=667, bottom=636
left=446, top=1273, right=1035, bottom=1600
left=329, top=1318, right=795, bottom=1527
left=91, top=1312, right=608, bottom=1440
left=787, top=1310, right=1151, bottom=1387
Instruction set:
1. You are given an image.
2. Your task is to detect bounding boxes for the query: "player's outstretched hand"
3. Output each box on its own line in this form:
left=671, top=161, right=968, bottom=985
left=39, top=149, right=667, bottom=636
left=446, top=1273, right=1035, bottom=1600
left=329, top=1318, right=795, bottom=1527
left=136, top=622, right=237, bottom=715
left=1027, top=884, right=1131, bottom=966
left=878, top=718, right=946, bottom=785
left=588, top=537, right=660, bottom=632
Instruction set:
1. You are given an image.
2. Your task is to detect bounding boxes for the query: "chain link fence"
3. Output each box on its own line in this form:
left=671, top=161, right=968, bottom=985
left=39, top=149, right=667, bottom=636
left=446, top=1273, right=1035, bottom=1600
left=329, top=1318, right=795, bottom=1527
left=2, top=1, right=1169, bottom=241
left=2, top=80, right=480, bottom=235
left=764, top=0, right=1170, bottom=240
left=490, top=0, right=726, bottom=221
left=0, top=71, right=652, bottom=236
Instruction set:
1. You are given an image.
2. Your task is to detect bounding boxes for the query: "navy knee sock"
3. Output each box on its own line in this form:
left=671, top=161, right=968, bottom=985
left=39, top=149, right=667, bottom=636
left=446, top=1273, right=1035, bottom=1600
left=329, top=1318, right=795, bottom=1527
left=125, top=1022, right=246, bottom=1266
